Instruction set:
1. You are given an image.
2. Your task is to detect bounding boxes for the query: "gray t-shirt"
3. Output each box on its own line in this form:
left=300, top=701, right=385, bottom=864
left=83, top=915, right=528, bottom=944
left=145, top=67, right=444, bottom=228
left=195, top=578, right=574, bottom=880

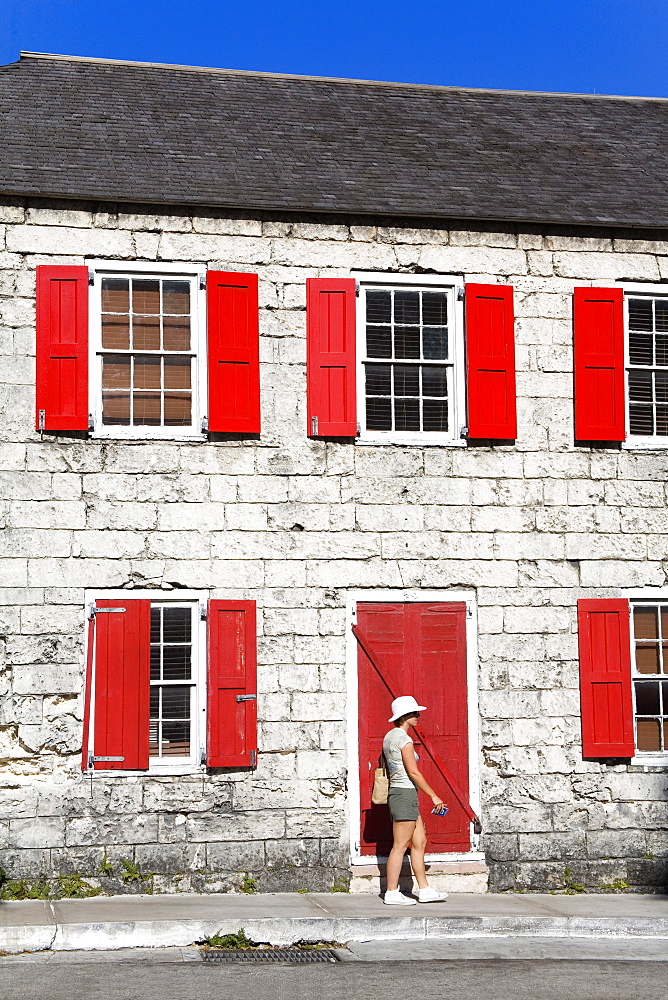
left=383, top=727, right=417, bottom=789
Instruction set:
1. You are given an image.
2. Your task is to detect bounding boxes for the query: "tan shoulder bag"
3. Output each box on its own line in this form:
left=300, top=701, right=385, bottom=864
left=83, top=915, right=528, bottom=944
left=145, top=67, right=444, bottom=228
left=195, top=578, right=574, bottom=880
left=371, top=758, right=389, bottom=805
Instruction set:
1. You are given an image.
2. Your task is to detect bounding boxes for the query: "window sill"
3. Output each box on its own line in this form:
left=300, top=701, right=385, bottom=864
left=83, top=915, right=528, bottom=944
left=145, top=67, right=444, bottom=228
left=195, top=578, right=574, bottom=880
left=356, top=435, right=466, bottom=448
left=622, top=439, right=668, bottom=451
left=631, top=753, right=668, bottom=766
left=86, top=764, right=206, bottom=777
left=90, top=432, right=207, bottom=443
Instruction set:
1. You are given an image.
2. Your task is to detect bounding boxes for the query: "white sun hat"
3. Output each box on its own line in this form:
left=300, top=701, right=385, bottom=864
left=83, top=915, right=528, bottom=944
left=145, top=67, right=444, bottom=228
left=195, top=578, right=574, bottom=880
left=389, top=695, right=427, bottom=722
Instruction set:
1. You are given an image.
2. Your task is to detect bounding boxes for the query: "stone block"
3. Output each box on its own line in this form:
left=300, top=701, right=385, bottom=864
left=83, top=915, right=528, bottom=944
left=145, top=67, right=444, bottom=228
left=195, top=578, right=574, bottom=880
left=9, top=816, right=64, bottom=848
left=206, top=840, right=265, bottom=871
left=553, top=250, right=659, bottom=280
left=65, top=814, right=159, bottom=846
left=8, top=225, right=133, bottom=257
left=13, top=662, right=82, bottom=695
left=295, top=750, right=345, bottom=780
left=586, top=829, right=647, bottom=859
left=186, top=811, right=285, bottom=842
left=265, top=837, right=321, bottom=868
left=259, top=721, right=319, bottom=752
left=291, top=692, right=344, bottom=721
left=134, top=843, right=206, bottom=873
left=517, top=831, right=587, bottom=860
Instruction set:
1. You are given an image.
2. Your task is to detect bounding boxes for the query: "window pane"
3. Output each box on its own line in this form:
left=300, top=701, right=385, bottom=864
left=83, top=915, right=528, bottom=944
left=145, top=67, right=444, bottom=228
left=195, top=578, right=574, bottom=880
left=150, top=646, right=161, bottom=680
left=655, top=372, right=668, bottom=403
left=150, top=607, right=161, bottom=643
left=164, top=393, right=192, bottom=426
left=163, top=607, right=191, bottom=643
left=656, top=407, right=668, bottom=436
left=394, top=291, right=419, bottom=324
left=655, top=298, right=668, bottom=332
left=162, top=645, right=191, bottom=680
left=634, top=607, right=658, bottom=639
left=394, top=326, right=420, bottom=359
left=102, top=277, right=129, bottom=314
left=636, top=717, right=661, bottom=752
left=629, top=404, right=654, bottom=436
left=366, top=397, right=392, bottom=431
left=102, top=315, right=130, bottom=350
left=628, top=370, right=653, bottom=402
left=628, top=298, right=653, bottom=331
left=150, top=687, right=160, bottom=716
left=132, top=316, right=160, bottom=351
left=365, top=364, right=391, bottom=396
left=422, top=292, right=447, bottom=326
left=163, top=280, right=190, bottom=315
left=102, top=356, right=130, bottom=389
left=366, top=325, right=392, bottom=358
left=635, top=644, right=660, bottom=674
left=161, top=721, right=190, bottom=757
left=149, top=720, right=159, bottom=757
left=164, top=357, right=191, bottom=390
left=394, top=397, right=420, bottom=431
left=102, top=393, right=130, bottom=425
left=423, top=366, right=447, bottom=397
left=661, top=607, right=668, bottom=642
left=163, top=316, right=191, bottom=352
left=423, top=399, right=448, bottom=432
left=134, top=356, right=161, bottom=390
left=394, top=365, right=419, bottom=397
left=629, top=332, right=653, bottom=366
left=656, top=335, right=668, bottom=366
left=423, top=327, right=448, bottom=360
left=132, top=279, right=160, bottom=315
left=162, top=686, right=191, bottom=719
left=663, top=680, right=668, bottom=708
left=635, top=681, right=660, bottom=715
left=133, top=393, right=161, bottom=426
left=366, top=290, right=391, bottom=324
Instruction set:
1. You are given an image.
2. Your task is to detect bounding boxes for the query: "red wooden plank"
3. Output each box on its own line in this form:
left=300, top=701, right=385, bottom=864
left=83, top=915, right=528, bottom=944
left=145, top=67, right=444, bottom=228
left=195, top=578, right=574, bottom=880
left=578, top=598, right=634, bottom=757
left=207, top=272, right=260, bottom=433
left=466, top=284, right=516, bottom=438
left=35, top=265, right=89, bottom=430
left=573, top=287, right=625, bottom=441
left=306, top=278, right=357, bottom=436
left=207, top=600, right=257, bottom=767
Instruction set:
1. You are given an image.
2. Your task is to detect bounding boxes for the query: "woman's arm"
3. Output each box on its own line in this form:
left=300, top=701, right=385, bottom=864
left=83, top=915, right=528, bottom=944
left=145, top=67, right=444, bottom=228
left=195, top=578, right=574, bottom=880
left=401, top=742, right=444, bottom=807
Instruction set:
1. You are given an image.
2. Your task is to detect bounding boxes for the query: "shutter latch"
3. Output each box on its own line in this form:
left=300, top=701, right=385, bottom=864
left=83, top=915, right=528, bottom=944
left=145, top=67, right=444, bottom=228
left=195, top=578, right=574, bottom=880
left=311, top=416, right=318, bottom=436
left=38, top=410, right=46, bottom=432
left=236, top=694, right=257, bottom=702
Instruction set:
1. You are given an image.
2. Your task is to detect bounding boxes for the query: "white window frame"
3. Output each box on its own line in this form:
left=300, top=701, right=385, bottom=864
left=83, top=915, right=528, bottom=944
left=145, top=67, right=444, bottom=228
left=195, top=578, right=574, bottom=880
left=84, top=589, right=208, bottom=776
left=87, top=260, right=208, bottom=441
left=345, top=589, right=483, bottom=866
left=353, top=272, right=466, bottom=446
left=620, top=281, right=668, bottom=451
left=624, top=587, right=668, bottom=765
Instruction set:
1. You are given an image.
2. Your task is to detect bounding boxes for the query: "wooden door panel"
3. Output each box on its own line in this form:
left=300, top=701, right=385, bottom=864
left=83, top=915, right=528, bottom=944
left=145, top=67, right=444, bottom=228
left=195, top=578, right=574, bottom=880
left=357, top=602, right=470, bottom=855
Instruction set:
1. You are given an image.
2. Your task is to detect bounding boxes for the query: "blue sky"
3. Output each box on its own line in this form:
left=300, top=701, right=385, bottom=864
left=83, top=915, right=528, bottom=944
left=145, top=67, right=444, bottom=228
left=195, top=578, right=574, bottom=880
left=1, top=0, right=668, bottom=97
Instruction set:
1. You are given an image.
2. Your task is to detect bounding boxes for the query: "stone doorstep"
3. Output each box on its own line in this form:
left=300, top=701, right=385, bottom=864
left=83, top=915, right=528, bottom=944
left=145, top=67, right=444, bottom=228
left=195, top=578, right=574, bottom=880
left=349, top=860, right=489, bottom=894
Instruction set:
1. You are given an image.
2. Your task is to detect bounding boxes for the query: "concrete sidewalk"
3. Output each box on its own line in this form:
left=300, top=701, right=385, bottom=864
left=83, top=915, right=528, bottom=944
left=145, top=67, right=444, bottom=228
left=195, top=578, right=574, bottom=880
left=1, top=892, right=667, bottom=955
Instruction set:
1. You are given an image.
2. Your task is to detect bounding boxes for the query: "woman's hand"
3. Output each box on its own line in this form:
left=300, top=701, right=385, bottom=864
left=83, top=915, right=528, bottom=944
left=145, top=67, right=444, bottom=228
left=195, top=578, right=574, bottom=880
left=431, top=795, right=444, bottom=808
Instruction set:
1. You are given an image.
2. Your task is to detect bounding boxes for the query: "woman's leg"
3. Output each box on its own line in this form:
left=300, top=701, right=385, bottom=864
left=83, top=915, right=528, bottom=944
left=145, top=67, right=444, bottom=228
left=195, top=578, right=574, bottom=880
left=409, top=815, right=428, bottom=889
left=386, top=820, right=416, bottom=891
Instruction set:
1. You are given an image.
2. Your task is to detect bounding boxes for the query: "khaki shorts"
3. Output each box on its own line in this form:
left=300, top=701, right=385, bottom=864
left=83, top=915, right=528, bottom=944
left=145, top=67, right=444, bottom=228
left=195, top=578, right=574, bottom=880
left=388, top=786, right=419, bottom=822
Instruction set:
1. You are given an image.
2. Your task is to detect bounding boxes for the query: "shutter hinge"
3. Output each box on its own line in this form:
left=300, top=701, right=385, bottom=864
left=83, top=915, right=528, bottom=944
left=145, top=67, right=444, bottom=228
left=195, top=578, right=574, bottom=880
left=236, top=694, right=257, bottom=702
left=460, top=425, right=468, bottom=439
left=200, top=747, right=207, bottom=765
left=88, top=269, right=95, bottom=286
left=89, top=606, right=126, bottom=617
left=250, top=749, right=258, bottom=768
left=201, top=415, right=208, bottom=433
left=200, top=602, right=207, bottom=621
left=38, top=409, right=46, bottom=432
left=91, top=756, right=125, bottom=763
left=199, top=273, right=207, bottom=291
left=355, top=281, right=360, bottom=297
left=311, top=415, right=318, bottom=436
left=356, top=421, right=361, bottom=436
left=88, top=413, right=94, bottom=432
left=457, top=286, right=465, bottom=301
left=467, top=604, right=473, bottom=619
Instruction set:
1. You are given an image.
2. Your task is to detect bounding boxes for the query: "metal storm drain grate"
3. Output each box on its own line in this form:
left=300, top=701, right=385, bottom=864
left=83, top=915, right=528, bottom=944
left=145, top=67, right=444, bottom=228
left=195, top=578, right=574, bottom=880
left=203, top=948, right=340, bottom=964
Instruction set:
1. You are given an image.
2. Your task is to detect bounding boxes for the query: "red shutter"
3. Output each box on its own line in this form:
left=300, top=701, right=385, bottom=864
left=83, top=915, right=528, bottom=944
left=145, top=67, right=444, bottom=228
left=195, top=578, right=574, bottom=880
left=306, top=278, right=357, bottom=437
left=35, top=265, right=89, bottom=431
left=207, top=600, right=257, bottom=767
left=207, top=271, right=260, bottom=433
left=465, top=283, right=516, bottom=439
left=578, top=599, right=635, bottom=758
left=90, top=600, right=151, bottom=770
left=573, top=287, right=625, bottom=441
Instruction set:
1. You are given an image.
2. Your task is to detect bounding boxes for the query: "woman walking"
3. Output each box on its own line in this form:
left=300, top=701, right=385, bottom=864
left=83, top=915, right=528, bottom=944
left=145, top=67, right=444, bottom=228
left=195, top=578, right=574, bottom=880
left=382, top=696, right=448, bottom=905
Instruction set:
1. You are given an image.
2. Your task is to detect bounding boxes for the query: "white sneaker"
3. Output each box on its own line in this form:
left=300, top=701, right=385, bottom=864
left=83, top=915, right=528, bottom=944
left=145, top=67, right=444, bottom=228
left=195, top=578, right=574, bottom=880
left=418, top=886, right=448, bottom=903
left=383, top=888, right=417, bottom=905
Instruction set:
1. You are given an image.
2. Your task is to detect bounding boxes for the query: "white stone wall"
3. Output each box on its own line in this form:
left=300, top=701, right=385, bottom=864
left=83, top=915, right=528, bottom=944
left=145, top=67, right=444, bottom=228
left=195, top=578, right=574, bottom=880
left=0, top=197, right=666, bottom=894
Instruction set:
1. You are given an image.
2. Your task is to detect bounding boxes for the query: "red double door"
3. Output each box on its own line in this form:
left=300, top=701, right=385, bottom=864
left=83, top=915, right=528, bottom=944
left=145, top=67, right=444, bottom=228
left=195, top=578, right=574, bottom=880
left=357, top=602, right=471, bottom=855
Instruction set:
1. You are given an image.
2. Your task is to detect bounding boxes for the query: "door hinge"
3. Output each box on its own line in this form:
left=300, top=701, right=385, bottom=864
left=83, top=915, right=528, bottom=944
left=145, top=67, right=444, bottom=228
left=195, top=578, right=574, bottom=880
left=457, top=286, right=465, bottom=301
left=236, top=694, right=257, bottom=702
left=38, top=409, right=46, bottom=432
left=311, top=415, right=318, bottom=436
left=250, top=749, right=258, bottom=767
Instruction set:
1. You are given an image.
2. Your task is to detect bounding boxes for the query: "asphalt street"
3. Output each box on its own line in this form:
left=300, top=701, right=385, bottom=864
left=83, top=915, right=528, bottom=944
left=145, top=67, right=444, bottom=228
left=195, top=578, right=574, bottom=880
left=1, top=958, right=666, bottom=1000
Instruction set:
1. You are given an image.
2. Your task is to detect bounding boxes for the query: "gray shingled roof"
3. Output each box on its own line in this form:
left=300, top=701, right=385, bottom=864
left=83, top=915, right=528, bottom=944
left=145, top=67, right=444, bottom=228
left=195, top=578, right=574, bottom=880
left=1, top=52, right=667, bottom=228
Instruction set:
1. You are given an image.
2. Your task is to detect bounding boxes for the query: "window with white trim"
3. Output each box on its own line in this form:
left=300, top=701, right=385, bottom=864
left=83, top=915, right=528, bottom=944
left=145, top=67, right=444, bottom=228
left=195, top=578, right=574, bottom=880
left=149, top=603, right=200, bottom=762
left=356, top=276, right=464, bottom=444
left=626, top=294, right=668, bottom=440
left=90, top=264, right=205, bottom=438
left=631, top=601, right=668, bottom=754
